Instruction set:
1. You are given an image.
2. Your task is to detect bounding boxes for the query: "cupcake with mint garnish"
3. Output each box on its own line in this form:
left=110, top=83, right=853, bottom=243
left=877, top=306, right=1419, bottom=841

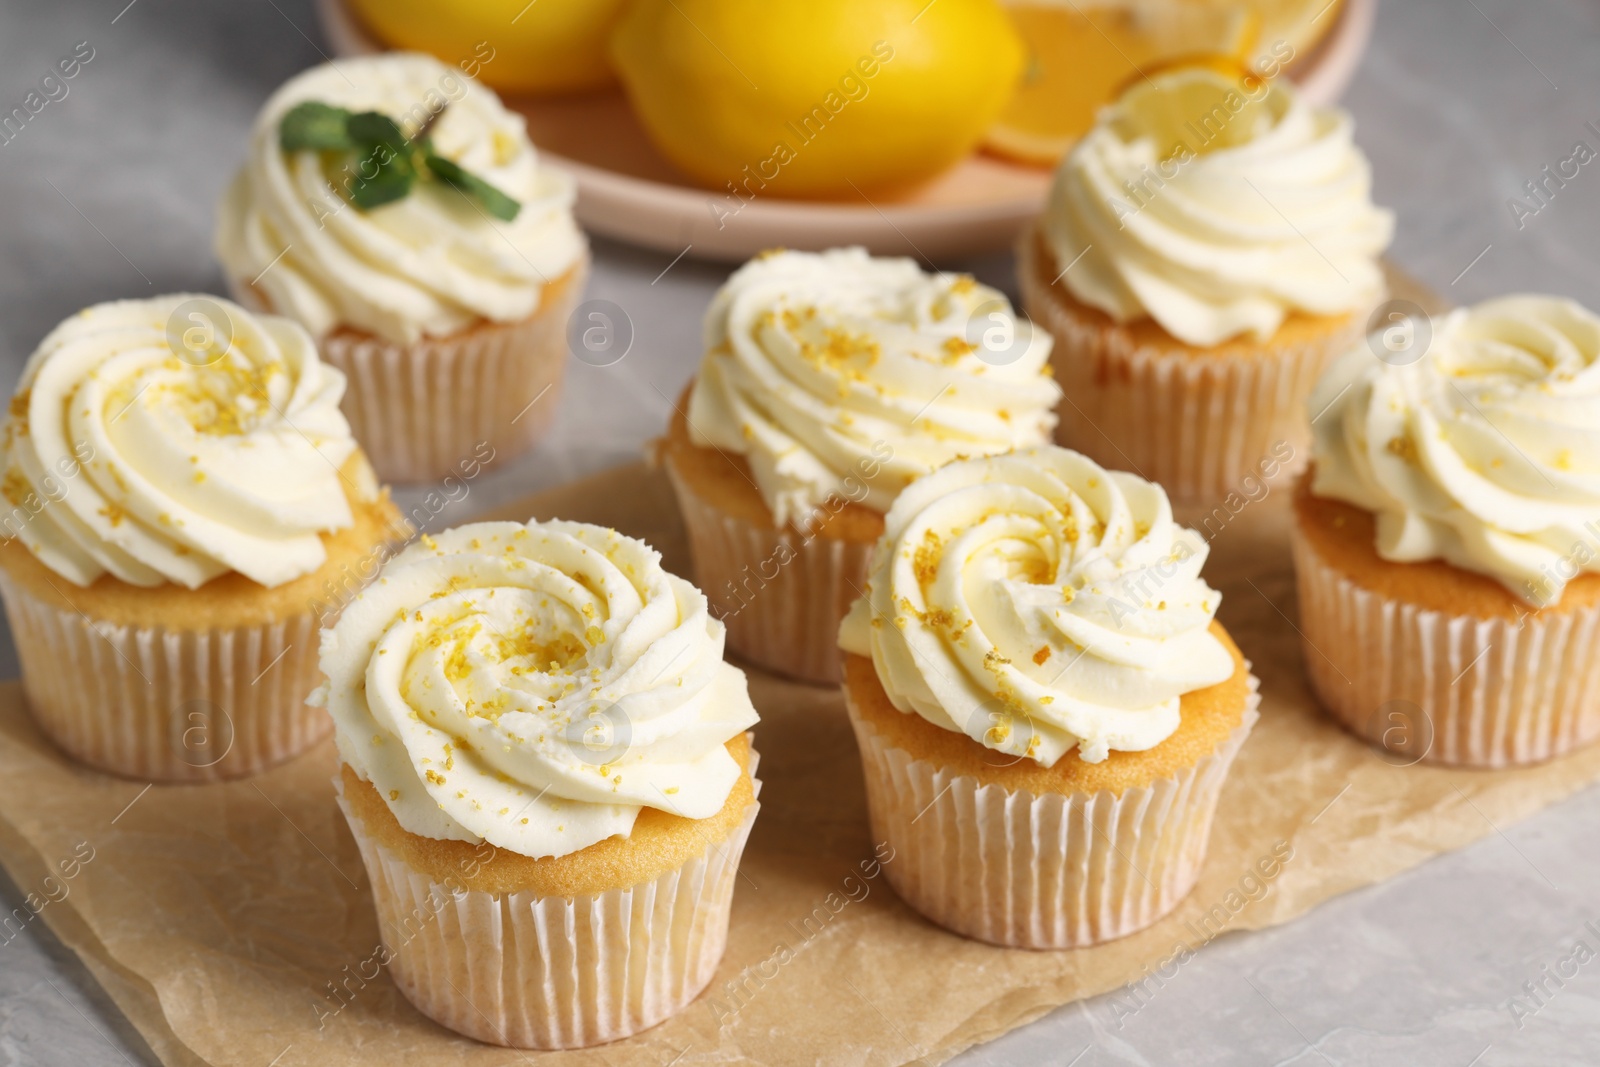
left=661, top=246, right=1060, bottom=684
left=217, top=52, right=589, bottom=483
left=1295, top=294, right=1600, bottom=766
left=1020, top=65, right=1393, bottom=505
left=0, top=293, right=402, bottom=781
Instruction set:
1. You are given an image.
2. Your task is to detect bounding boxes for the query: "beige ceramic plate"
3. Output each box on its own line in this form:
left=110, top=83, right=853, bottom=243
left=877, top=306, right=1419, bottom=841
left=314, top=0, right=1376, bottom=263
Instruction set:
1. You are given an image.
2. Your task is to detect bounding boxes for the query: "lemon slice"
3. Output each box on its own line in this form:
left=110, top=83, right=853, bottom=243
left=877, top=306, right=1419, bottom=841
left=1250, top=0, right=1346, bottom=58
left=985, top=0, right=1338, bottom=166
left=1110, top=62, right=1281, bottom=160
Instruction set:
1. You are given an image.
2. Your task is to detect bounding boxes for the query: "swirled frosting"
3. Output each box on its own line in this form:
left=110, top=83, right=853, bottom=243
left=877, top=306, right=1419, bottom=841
left=839, top=446, right=1233, bottom=764
left=1043, top=74, right=1393, bottom=347
left=1310, top=295, right=1600, bottom=606
left=2, top=294, right=362, bottom=589
left=216, top=53, right=585, bottom=345
left=316, top=519, right=760, bottom=859
left=687, top=248, right=1061, bottom=530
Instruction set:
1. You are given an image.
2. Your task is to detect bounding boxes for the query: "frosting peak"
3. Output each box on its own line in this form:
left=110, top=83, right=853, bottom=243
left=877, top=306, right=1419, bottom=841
left=839, top=446, right=1233, bottom=764
left=687, top=248, right=1061, bottom=529
left=3, top=294, right=361, bottom=589
left=1311, top=294, right=1600, bottom=606
left=1044, top=72, right=1393, bottom=347
left=217, top=53, right=585, bottom=345
left=317, top=519, right=759, bottom=859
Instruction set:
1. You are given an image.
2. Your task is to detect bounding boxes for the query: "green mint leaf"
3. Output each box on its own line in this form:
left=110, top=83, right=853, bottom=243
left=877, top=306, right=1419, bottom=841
left=347, top=111, right=408, bottom=152
left=280, top=101, right=355, bottom=151
left=349, top=147, right=417, bottom=210
left=424, top=153, right=521, bottom=221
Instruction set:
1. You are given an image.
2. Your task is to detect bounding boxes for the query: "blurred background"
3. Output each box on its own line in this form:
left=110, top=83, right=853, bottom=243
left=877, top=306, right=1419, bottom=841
left=0, top=1, right=1597, bottom=1063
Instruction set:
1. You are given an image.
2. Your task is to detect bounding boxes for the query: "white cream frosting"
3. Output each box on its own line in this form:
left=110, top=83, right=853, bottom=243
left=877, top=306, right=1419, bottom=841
left=687, top=248, right=1061, bottom=530
left=2, top=294, right=363, bottom=589
left=1044, top=76, right=1393, bottom=347
left=216, top=53, right=586, bottom=345
left=316, top=519, right=760, bottom=859
left=1311, top=294, right=1600, bottom=606
left=839, top=446, right=1234, bottom=764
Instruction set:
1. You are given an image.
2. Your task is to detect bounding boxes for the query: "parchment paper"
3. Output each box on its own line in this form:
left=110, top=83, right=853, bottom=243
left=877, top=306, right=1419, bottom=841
left=2, top=455, right=1599, bottom=1067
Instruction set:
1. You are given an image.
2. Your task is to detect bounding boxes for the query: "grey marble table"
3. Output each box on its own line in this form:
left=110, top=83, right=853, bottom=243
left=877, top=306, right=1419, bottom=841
left=1, top=1, right=1598, bottom=1064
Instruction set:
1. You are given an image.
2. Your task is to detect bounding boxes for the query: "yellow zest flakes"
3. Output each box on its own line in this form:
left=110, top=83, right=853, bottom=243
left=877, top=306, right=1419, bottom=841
left=1032, top=645, right=1051, bottom=666
left=425, top=769, right=447, bottom=786
left=1385, top=434, right=1418, bottom=464
left=941, top=336, right=977, bottom=362
left=912, top=529, right=943, bottom=585
left=664, top=786, right=679, bottom=795
left=1, top=468, right=33, bottom=509
left=8, top=390, right=30, bottom=436
left=1039, top=696, right=1054, bottom=705
left=421, top=533, right=439, bottom=551
left=388, top=790, right=400, bottom=801
left=986, top=720, right=1011, bottom=745
left=983, top=649, right=1012, bottom=672
left=98, top=502, right=127, bottom=527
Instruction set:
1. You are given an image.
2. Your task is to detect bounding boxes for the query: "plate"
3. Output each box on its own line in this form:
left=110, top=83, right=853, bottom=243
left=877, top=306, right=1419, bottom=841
left=314, top=0, right=1376, bottom=263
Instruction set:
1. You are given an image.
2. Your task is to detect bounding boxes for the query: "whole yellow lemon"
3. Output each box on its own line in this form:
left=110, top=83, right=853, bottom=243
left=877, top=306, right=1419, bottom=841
left=346, top=0, right=628, bottom=96
left=610, top=0, right=1024, bottom=199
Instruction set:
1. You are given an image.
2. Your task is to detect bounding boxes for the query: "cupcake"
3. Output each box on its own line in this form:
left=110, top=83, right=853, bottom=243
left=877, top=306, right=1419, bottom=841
left=839, top=445, right=1257, bottom=948
left=1295, top=295, right=1600, bottom=767
left=0, top=294, right=402, bottom=781
left=318, top=519, right=761, bottom=1048
left=661, top=247, right=1061, bottom=684
left=1019, top=66, right=1394, bottom=505
left=216, top=53, right=589, bottom=484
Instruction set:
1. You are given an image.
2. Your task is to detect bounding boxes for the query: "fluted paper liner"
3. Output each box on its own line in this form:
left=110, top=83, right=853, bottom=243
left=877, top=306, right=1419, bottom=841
left=666, top=459, right=873, bottom=685
left=0, top=571, right=327, bottom=782
left=1292, top=524, right=1600, bottom=767
left=336, top=755, right=761, bottom=1049
left=8, top=461, right=1600, bottom=1067
left=1018, top=232, right=1364, bottom=506
left=230, top=258, right=589, bottom=485
left=847, top=677, right=1260, bottom=949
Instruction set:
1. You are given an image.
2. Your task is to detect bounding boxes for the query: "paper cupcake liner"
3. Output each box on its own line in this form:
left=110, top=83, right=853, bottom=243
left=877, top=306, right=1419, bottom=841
left=845, top=678, right=1259, bottom=949
left=665, top=461, right=873, bottom=685
left=0, top=572, right=328, bottom=782
left=1019, top=234, right=1362, bottom=505
left=336, top=752, right=762, bottom=1050
left=1291, top=525, right=1600, bottom=767
left=230, top=259, right=588, bottom=485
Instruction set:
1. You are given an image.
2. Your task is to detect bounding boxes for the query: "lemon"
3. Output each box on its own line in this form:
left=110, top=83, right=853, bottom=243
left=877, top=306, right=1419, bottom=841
left=346, top=0, right=629, bottom=96
left=986, top=0, right=1308, bottom=166
left=610, top=0, right=1024, bottom=199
